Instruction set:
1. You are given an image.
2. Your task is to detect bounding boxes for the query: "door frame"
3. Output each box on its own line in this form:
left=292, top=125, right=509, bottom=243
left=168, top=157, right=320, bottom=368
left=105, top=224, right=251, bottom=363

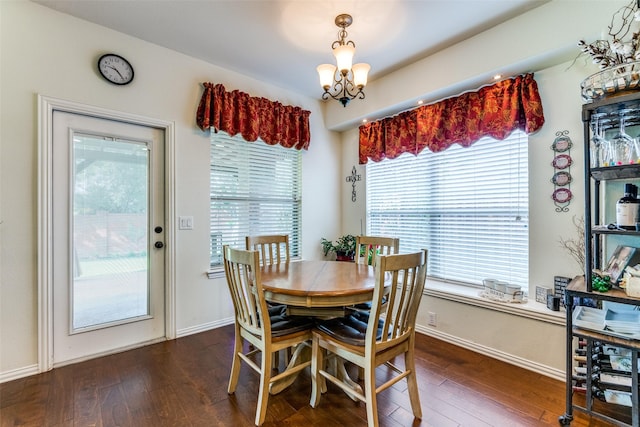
left=37, top=95, right=176, bottom=372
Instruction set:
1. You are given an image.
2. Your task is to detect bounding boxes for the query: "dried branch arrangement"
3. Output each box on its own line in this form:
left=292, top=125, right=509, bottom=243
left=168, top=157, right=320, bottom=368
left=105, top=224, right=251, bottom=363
left=578, top=0, right=640, bottom=69
left=558, top=215, right=586, bottom=274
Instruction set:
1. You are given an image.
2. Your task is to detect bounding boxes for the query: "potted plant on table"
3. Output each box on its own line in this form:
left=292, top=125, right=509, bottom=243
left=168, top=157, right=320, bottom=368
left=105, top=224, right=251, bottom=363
left=321, top=234, right=356, bottom=262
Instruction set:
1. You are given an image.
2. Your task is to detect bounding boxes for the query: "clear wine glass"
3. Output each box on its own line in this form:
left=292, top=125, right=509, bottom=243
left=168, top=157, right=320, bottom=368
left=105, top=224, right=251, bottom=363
left=610, top=110, right=636, bottom=165
left=627, top=111, right=640, bottom=164
left=591, top=114, right=610, bottom=167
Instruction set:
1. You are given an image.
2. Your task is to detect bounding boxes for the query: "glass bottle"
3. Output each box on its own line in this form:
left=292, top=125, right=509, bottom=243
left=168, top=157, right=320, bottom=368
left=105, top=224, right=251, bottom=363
left=616, top=183, right=640, bottom=229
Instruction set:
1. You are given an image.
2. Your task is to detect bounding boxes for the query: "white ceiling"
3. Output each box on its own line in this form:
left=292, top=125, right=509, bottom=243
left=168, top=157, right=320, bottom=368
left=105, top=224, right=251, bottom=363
left=33, top=0, right=550, bottom=100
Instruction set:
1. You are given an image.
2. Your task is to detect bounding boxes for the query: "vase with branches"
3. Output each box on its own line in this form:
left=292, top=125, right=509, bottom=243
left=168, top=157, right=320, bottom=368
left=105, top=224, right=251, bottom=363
left=558, top=215, right=586, bottom=275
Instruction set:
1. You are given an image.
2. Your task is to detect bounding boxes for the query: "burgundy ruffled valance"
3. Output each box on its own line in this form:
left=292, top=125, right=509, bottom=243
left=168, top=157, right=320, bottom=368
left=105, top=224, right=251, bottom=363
left=196, top=83, right=311, bottom=150
left=358, top=73, right=545, bottom=164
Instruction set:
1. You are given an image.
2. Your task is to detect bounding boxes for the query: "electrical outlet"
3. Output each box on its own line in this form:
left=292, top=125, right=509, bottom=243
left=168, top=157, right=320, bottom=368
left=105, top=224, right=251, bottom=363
left=428, top=311, right=437, bottom=327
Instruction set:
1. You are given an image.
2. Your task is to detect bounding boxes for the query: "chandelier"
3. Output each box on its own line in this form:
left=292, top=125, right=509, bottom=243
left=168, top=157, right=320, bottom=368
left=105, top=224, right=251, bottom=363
left=317, top=14, right=371, bottom=107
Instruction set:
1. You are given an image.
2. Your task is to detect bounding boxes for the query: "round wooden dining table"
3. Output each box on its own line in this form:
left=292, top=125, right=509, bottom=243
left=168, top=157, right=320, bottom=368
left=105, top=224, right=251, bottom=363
left=260, top=259, right=377, bottom=317
left=260, top=260, right=376, bottom=396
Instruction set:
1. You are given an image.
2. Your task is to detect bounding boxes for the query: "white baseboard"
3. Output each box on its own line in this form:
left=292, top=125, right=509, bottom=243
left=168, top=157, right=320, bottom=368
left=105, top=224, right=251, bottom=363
left=415, top=324, right=564, bottom=381
left=0, top=364, right=39, bottom=384
left=176, top=317, right=234, bottom=338
left=2, top=320, right=562, bottom=384
left=179, top=320, right=565, bottom=381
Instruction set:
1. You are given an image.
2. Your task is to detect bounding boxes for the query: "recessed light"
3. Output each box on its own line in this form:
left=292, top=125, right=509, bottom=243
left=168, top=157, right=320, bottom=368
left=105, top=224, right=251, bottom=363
left=362, top=119, right=368, bottom=123
left=493, top=74, right=502, bottom=80
left=417, top=100, right=424, bottom=105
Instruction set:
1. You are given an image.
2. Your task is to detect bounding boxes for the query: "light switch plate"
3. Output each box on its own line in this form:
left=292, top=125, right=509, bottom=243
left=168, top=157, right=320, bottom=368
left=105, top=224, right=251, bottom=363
left=179, top=216, right=193, bottom=230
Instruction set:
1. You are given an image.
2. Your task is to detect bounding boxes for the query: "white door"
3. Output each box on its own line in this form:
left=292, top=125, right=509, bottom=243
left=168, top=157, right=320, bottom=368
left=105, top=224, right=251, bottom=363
left=52, top=111, right=166, bottom=365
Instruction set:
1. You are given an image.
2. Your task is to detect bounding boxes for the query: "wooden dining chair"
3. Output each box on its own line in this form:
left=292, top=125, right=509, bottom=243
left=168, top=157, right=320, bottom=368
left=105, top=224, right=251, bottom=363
left=223, top=245, right=313, bottom=426
left=350, top=236, right=402, bottom=379
left=245, top=234, right=290, bottom=266
left=354, top=235, right=399, bottom=267
left=245, top=234, right=291, bottom=367
left=352, top=235, right=400, bottom=312
left=310, top=249, right=428, bottom=427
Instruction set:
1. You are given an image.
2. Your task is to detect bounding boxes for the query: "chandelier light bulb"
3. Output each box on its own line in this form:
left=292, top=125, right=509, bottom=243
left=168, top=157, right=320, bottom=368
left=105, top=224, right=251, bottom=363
left=352, top=63, right=370, bottom=88
left=333, top=44, right=355, bottom=74
left=317, top=64, right=337, bottom=89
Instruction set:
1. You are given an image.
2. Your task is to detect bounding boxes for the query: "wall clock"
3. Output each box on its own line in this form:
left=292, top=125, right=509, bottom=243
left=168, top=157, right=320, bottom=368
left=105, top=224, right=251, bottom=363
left=97, top=53, right=134, bottom=85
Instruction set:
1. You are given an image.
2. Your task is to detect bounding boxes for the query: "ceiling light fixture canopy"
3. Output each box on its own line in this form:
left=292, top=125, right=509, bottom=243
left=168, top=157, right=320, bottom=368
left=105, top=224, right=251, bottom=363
left=317, top=14, right=370, bottom=107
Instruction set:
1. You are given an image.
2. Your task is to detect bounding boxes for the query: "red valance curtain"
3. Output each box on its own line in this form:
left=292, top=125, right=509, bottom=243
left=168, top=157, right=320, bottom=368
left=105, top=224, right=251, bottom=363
left=196, top=83, right=311, bottom=150
left=358, top=73, right=544, bottom=164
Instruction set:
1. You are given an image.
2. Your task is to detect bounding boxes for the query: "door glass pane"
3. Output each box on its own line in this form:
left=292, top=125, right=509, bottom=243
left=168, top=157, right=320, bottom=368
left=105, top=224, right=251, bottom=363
left=72, top=134, right=149, bottom=331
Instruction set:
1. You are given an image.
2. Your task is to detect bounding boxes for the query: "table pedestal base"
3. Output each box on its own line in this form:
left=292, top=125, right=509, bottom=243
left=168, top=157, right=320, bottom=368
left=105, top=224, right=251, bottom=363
left=269, top=343, right=363, bottom=401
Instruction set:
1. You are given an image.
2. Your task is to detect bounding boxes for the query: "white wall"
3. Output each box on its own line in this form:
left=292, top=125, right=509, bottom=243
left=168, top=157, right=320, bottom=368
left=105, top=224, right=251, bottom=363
left=0, top=0, right=629, bottom=381
left=0, top=0, right=341, bottom=379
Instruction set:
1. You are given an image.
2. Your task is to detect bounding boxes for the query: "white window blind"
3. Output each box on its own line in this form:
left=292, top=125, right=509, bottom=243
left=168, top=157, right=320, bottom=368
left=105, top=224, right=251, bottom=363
left=366, top=131, right=528, bottom=287
left=209, top=131, right=302, bottom=268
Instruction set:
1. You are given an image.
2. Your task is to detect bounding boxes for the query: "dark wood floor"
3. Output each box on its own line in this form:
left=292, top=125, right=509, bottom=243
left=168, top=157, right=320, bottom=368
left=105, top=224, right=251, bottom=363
left=0, top=325, right=621, bottom=426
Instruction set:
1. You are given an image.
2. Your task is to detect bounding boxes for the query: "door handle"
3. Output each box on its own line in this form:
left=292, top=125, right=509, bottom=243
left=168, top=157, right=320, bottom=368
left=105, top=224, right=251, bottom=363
left=154, top=241, right=164, bottom=249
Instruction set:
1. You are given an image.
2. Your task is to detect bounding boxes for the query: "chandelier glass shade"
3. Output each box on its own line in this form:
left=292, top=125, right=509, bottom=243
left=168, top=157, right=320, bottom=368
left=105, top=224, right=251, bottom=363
left=317, top=14, right=370, bottom=107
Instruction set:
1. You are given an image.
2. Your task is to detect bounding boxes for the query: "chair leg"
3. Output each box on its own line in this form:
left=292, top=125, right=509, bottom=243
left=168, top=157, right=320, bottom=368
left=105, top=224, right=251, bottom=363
left=255, top=349, right=273, bottom=426
left=228, top=332, right=243, bottom=394
left=310, top=334, right=323, bottom=408
left=405, top=350, right=422, bottom=419
left=363, top=364, right=379, bottom=427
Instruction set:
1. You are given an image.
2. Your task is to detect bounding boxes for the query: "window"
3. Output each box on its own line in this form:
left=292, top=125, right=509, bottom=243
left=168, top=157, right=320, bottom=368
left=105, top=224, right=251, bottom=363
left=366, top=130, right=528, bottom=287
left=209, top=131, right=302, bottom=268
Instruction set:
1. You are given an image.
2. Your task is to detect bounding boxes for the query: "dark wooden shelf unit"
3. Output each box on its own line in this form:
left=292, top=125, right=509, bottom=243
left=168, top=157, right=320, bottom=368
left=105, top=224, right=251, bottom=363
left=560, top=93, right=640, bottom=427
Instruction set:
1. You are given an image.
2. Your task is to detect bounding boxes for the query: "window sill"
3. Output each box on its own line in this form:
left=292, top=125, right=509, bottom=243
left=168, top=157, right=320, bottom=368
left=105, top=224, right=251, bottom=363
left=208, top=268, right=564, bottom=325
left=424, top=279, right=565, bottom=326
